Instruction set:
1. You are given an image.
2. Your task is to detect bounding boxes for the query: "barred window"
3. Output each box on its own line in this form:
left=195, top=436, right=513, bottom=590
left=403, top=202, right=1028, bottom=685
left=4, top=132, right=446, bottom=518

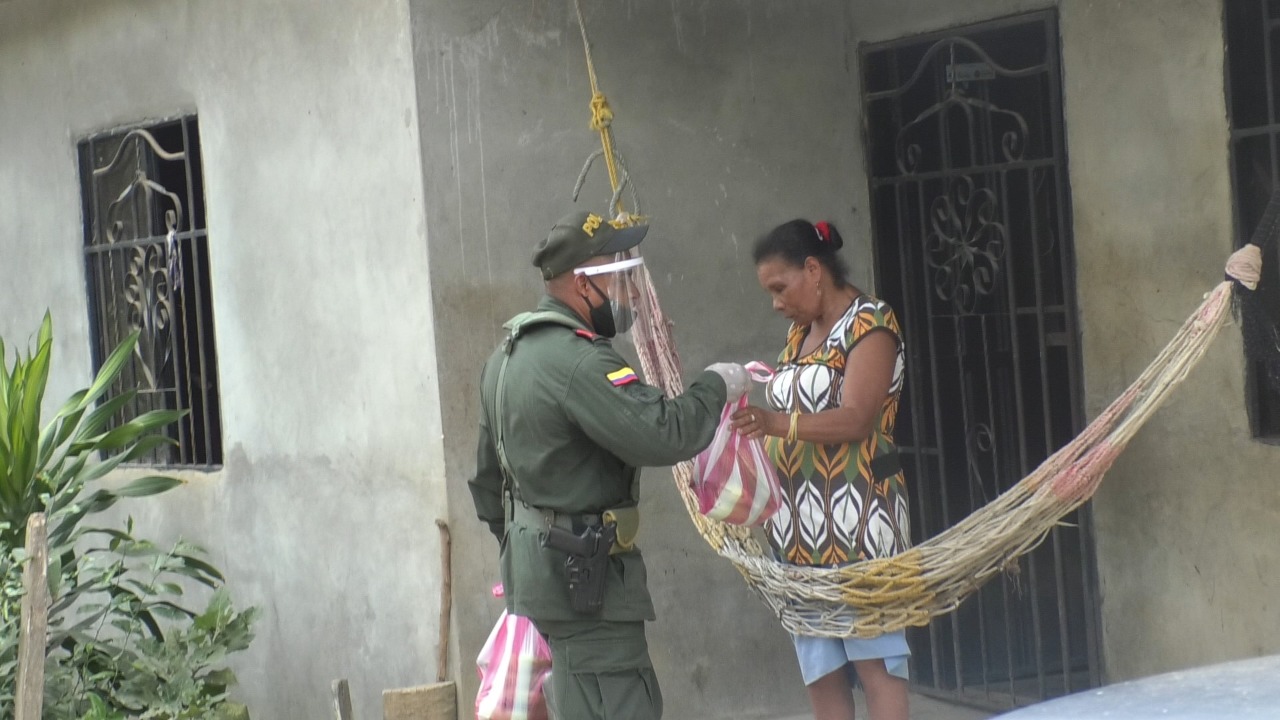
left=78, top=117, right=223, bottom=466
left=1225, top=0, right=1280, bottom=441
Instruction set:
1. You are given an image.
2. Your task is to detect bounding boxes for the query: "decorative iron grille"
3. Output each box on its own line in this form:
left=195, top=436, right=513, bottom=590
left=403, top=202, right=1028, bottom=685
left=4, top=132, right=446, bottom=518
left=78, top=117, right=223, bottom=467
left=862, top=11, right=1099, bottom=711
left=1225, top=0, right=1280, bottom=441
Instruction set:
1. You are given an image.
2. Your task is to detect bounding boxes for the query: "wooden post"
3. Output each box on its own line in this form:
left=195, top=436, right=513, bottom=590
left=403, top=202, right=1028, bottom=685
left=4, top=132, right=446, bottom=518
left=332, top=678, right=354, bottom=720
left=15, top=513, right=49, bottom=720
left=435, top=520, right=452, bottom=683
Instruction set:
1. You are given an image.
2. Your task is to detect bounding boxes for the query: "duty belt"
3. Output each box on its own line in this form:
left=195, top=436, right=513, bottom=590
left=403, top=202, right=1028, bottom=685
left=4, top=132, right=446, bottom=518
left=509, top=500, right=636, bottom=554
left=510, top=500, right=601, bottom=533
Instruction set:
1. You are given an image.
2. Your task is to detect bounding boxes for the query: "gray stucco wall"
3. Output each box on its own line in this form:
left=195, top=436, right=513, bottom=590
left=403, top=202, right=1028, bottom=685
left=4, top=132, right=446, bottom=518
left=410, top=1, right=860, bottom=718
left=850, top=0, right=1280, bottom=686
left=0, top=2, right=444, bottom=720
left=1057, top=0, right=1280, bottom=680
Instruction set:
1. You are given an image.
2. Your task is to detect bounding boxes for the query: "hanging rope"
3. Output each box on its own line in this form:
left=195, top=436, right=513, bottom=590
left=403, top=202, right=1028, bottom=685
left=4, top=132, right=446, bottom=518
left=571, top=0, right=643, bottom=224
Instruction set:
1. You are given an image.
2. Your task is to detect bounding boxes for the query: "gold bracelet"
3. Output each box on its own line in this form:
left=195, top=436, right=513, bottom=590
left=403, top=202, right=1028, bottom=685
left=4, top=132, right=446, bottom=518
left=787, top=410, right=800, bottom=443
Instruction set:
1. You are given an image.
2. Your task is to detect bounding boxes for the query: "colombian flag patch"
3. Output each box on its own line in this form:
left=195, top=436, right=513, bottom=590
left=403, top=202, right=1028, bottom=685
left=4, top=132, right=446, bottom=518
left=607, top=367, right=638, bottom=386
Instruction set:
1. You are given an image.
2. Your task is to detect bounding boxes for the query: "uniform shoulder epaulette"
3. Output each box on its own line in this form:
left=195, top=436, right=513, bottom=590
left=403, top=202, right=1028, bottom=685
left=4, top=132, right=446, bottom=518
left=503, top=311, right=609, bottom=351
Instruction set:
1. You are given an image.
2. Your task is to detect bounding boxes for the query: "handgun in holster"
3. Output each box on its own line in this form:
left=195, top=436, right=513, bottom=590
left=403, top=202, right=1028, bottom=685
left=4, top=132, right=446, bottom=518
left=541, top=522, right=618, bottom=615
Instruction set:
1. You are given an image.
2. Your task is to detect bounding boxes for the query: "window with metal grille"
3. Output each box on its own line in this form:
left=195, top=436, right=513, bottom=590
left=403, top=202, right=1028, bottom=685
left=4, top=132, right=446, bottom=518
left=78, top=117, right=223, bottom=466
left=1225, top=0, right=1280, bottom=441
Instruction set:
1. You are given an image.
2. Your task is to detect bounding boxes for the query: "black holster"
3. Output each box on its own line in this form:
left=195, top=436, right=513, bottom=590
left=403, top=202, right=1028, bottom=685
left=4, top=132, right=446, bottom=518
left=541, top=523, right=617, bottom=615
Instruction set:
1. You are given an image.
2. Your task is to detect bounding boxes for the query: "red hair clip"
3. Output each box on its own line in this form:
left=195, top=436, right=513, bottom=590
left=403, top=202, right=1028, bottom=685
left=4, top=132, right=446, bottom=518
left=814, top=221, right=832, bottom=243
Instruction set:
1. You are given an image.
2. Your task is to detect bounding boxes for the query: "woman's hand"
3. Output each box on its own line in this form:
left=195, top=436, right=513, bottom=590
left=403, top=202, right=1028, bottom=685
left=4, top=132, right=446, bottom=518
left=730, top=405, right=784, bottom=440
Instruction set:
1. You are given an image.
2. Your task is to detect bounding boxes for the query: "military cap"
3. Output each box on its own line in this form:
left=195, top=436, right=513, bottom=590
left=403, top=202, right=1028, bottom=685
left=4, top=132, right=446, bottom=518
left=532, top=210, right=648, bottom=280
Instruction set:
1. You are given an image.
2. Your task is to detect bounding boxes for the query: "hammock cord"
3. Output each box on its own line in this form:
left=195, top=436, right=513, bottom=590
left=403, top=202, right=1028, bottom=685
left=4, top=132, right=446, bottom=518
left=633, top=250, right=1253, bottom=638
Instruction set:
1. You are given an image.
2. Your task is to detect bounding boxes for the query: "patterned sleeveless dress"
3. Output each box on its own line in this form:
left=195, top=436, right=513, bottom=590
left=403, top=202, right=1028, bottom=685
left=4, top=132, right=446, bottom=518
left=764, top=294, right=910, bottom=566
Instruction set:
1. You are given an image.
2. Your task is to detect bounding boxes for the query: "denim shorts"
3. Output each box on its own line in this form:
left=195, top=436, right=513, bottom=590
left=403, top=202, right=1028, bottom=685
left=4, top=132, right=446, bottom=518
left=791, top=629, right=910, bottom=686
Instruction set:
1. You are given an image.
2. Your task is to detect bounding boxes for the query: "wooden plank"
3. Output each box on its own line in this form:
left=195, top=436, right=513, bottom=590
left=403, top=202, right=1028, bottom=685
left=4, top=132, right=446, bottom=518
left=383, top=682, right=456, bottom=720
left=15, top=513, right=49, bottom=720
left=332, top=678, right=354, bottom=720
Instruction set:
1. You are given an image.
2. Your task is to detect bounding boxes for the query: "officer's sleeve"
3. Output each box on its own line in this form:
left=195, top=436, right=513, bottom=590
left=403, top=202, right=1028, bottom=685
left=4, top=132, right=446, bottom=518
left=563, top=345, right=728, bottom=468
left=468, top=412, right=506, bottom=542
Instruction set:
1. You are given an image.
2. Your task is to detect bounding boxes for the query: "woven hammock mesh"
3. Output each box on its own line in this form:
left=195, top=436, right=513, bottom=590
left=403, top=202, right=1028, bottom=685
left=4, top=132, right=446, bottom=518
left=628, top=264, right=1245, bottom=638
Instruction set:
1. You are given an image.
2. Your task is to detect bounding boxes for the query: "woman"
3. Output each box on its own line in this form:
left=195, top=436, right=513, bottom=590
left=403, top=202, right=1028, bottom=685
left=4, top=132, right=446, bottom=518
left=731, top=219, right=910, bottom=720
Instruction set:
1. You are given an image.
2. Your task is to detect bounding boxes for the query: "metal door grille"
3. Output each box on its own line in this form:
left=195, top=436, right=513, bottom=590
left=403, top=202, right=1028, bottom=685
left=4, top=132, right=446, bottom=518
left=861, top=11, right=1099, bottom=710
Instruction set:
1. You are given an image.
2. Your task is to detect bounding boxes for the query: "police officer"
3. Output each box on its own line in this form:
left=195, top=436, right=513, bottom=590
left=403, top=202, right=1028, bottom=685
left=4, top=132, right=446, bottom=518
left=468, top=210, right=748, bottom=719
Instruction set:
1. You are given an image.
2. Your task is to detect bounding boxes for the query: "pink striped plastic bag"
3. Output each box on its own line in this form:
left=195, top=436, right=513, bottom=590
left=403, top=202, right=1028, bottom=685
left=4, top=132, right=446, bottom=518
left=691, top=362, right=782, bottom=525
left=475, top=585, right=551, bottom=720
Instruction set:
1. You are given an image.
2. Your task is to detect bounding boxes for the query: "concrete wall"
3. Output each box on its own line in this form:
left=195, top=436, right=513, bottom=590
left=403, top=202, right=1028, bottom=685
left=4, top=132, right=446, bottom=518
left=850, top=0, right=1280, bottom=685
left=1058, top=0, right=1280, bottom=680
left=0, top=2, right=444, bottom=720
left=409, top=1, right=862, bottom=717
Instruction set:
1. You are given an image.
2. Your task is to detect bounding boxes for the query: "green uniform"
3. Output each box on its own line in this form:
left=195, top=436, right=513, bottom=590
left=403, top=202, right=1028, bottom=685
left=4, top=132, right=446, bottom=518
left=468, top=295, right=726, bottom=720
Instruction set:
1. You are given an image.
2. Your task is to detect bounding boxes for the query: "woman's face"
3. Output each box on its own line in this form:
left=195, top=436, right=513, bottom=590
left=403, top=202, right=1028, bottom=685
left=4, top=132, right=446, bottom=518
left=757, top=256, right=820, bottom=325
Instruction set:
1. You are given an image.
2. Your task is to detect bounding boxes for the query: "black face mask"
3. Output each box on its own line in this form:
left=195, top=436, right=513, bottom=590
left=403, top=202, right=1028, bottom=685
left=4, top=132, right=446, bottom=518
left=612, top=298, right=635, bottom=335
left=585, top=278, right=617, bottom=338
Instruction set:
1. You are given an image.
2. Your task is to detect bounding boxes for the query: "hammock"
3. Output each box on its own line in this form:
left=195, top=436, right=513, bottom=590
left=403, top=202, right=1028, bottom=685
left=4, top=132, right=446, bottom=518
left=632, top=267, right=1239, bottom=638
left=567, top=0, right=1273, bottom=638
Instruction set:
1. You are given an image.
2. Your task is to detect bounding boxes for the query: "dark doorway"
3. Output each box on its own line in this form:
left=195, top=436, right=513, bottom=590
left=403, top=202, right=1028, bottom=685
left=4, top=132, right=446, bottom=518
left=861, top=11, right=1100, bottom=710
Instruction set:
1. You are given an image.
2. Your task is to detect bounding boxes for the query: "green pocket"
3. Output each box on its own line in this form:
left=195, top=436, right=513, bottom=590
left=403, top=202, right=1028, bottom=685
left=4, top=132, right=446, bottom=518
left=596, top=667, right=663, bottom=720
left=556, top=627, right=652, bottom=673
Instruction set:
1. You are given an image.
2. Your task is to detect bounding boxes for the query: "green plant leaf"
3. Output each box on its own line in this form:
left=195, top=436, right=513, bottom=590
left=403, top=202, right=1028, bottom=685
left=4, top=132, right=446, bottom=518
left=0, top=334, right=9, bottom=390
left=157, top=582, right=184, bottom=597
left=47, top=553, right=62, bottom=597
left=72, top=390, right=136, bottom=444
left=46, top=453, right=91, bottom=509
left=0, top=339, right=51, bottom=526
left=38, top=389, right=87, bottom=468
left=66, top=434, right=175, bottom=496
left=115, top=434, right=175, bottom=464
left=147, top=603, right=194, bottom=623
left=64, top=448, right=129, bottom=488
left=202, top=668, right=237, bottom=690
left=176, top=554, right=225, bottom=585
left=36, top=313, right=52, bottom=353
left=91, top=410, right=186, bottom=452
left=81, top=527, right=134, bottom=543
left=114, top=476, right=183, bottom=498
left=49, top=489, right=123, bottom=547
left=119, top=539, right=159, bottom=557
left=80, top=331, right=138, bottom=411
left=14, top=340, right=51, bottom=482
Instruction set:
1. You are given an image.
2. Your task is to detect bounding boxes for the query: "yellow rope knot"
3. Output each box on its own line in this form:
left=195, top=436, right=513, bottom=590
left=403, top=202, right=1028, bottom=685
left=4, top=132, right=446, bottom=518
left=589, top=92, right=613, bottom=131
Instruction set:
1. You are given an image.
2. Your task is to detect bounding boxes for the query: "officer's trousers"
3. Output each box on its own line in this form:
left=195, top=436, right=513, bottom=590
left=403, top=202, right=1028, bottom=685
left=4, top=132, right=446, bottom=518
left=535, top=618, right=662, bottom=720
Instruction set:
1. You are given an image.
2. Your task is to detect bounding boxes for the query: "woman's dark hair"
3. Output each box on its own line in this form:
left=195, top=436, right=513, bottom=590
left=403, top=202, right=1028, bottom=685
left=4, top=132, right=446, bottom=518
left=752, top=219, right=851, bottom=287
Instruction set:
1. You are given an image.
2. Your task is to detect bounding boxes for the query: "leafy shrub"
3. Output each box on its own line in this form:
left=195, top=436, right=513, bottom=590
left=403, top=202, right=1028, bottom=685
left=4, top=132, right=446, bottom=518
left=0, top=316, right=256, bottom=719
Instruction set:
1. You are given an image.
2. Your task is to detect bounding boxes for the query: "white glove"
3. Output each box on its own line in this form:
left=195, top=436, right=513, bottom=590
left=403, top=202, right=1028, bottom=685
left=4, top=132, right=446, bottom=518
left=705, top=362, right=749, bottom=403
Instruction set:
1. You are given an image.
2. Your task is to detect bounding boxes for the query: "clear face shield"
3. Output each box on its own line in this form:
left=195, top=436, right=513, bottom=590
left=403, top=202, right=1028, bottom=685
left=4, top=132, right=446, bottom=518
left=574, top=253, right=651, bottom=338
